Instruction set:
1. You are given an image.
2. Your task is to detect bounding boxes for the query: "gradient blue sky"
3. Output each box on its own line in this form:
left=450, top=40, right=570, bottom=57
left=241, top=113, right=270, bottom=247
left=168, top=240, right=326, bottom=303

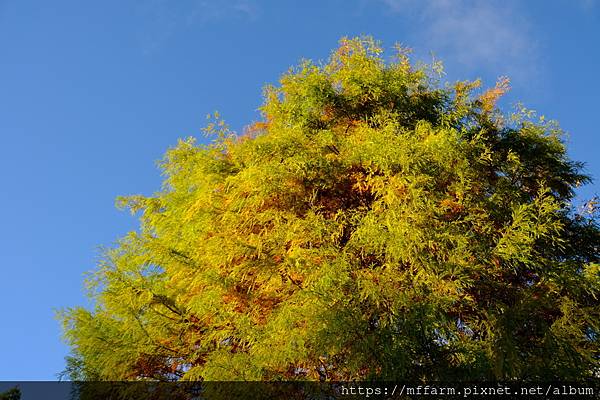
left=1, top=0, right=598, bottom=380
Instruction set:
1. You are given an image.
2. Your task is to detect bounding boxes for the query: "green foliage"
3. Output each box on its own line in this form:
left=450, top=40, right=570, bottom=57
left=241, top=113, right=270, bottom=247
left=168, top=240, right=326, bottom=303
left=59, top=37, right=600, bottom=381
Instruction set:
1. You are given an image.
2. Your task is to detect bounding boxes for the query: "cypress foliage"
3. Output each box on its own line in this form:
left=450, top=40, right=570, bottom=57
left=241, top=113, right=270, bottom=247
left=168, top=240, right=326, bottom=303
left=60, top=37, right=599, bottom=381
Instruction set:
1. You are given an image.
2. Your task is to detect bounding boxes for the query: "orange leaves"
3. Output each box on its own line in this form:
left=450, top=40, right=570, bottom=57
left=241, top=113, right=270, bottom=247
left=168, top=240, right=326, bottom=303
left=479, top=76, right=510, bottom=113
left=130, top=355, right=164, bottom=379
left=440, top=197, right=465, bottom=221
left=241, top=120, right=272, bottom=142
left=452, top=76, right=510, bottom=117
left=440, top=197, right=464, bottom=213
left=251, top=294, right=283, bottom=325
left=222, top=289, right=249, bottom=313
left=491, top=256, right=501, bottom=268
left=245, top=120, right=271, bottom=135
left=321, top=105, right=337, bottom=124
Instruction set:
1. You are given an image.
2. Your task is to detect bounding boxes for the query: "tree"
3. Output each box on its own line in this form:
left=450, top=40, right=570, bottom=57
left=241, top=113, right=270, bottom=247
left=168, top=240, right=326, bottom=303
left=0, top=387, right=21, bottom=400
left=60, top=37, right=599, bottom=382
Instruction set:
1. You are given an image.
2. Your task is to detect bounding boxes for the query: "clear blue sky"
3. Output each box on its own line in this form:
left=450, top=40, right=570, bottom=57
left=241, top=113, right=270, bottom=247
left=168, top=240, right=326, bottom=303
left=0, top=0, right=598, bottom=380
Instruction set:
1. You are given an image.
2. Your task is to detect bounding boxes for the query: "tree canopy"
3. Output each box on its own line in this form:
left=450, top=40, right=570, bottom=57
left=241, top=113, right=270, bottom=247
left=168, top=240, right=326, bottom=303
left=60, top=37, right=599, bottom=382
